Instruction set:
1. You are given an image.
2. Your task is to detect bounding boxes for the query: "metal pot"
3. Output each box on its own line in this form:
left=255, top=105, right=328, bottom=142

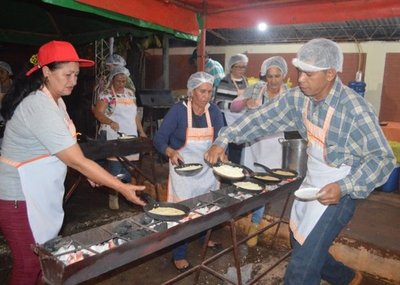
left=279, top=138, right=308, bottom=178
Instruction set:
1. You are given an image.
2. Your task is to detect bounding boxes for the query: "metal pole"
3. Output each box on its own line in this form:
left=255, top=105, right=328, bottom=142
left=197, top=1, right=207, bottom=71
left=162, top=35, right=169, bottom=89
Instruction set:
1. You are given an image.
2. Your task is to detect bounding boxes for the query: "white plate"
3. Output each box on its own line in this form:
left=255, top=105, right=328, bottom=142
left=117, top=135, right=137, bottom=140
left=294, top=187, right=321, bottom=201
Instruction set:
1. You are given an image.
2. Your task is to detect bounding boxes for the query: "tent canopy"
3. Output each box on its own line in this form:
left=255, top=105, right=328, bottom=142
left=3, top=0, right=400, bottom=46
left=77, top=0, right=400, bottom=36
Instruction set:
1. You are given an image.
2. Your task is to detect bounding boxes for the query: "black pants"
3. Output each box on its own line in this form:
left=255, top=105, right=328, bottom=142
left=228, top=142, right=243, bottom=164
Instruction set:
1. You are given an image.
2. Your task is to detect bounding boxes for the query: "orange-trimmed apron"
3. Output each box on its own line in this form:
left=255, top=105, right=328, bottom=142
left=241, top=84, right=284, bottom=170
left=0, top=87, right=76, bottom=243
left=223, top=76, right=247, bottom=126
left=289, top=101, right=351, bottom=245
left=104, top=87, right=139, bottom=161
left=167, top=101, right=219, bottom=202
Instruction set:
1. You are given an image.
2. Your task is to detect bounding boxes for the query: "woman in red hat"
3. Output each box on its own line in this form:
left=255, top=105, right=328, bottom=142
left=0, top=41, right=146, bottom=285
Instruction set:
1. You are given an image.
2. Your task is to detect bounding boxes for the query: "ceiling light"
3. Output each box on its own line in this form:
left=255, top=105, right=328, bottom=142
left=258, top=22, right=268, bottom=31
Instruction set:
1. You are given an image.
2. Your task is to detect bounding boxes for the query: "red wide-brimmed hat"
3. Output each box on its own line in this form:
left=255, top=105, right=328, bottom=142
left=26, top=40, right=94, bottom=76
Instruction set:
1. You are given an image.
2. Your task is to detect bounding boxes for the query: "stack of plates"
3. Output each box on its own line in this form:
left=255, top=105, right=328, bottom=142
left=294, top=187, right=321, bottom=201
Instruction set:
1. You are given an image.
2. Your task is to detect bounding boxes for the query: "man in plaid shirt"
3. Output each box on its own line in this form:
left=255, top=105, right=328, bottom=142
left=205, top=38, right=395, bottom=285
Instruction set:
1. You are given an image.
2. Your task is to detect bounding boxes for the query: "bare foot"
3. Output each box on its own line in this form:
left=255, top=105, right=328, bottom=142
left=174, top=259, right=189, bottom=270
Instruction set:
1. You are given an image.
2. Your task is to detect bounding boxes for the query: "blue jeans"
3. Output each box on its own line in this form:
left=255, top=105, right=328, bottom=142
left=173, top=241, right=189, bottom=260
left=251, top=206, right=265, bottom=224
left=284, top=195, right=357, bottom=285
left=173, top=232, right=207, bottom=261
left=108, top=160, right=133, bottom=183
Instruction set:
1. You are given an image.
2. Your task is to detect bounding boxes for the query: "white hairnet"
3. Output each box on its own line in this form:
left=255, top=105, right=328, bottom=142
left=260, top=56, right=288, bottom=77
left=108, top=66, right=130, bottom=81
left=292, top=38, right=343, bottom=72
left=228, top=53, right=248, bottom=69
left=0, top=61, right=12, bottom=75
left=187, top=72, right=214, bottom=96
left=105, top=54, right=126, bottom=67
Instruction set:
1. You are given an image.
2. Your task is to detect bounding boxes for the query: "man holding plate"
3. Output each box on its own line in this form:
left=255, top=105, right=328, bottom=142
left=205, top=38, right=395, bottom=285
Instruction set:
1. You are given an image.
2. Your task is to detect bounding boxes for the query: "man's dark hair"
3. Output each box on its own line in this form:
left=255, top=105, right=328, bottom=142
left=190, top=48, right=209, bottom=65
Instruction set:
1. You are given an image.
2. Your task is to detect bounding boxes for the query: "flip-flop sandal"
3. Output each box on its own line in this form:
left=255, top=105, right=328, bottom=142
left=172, top=259, right=193, bottom=273
left=207, top=242, right=223, bottom=252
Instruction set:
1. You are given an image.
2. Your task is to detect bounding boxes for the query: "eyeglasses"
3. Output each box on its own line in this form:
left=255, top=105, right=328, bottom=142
left=232, top=65, right=247, bottom=69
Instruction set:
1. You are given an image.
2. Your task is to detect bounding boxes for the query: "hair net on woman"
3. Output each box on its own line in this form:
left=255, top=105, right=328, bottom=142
left=292, top=38, right=343, bottom=72
left=260, top=56, right=288, bottom=77
left=228, top=53, right=248, bottom=69
left=108, top=66, right=130, bottom=82
left=0, top=61, right=12, bottom=75
left=105, top=54, right=126, bottom=67
left=186, top=71, right=214, bottom=97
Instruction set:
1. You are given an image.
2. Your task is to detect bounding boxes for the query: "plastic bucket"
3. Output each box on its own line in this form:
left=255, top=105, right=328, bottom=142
left=377, top=166, right=400, bottom=192
left=348, top=81, right=366, bottom=97
left=279, top=138, right=308, bottom=177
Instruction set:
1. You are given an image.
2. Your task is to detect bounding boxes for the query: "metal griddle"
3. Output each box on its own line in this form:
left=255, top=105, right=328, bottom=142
left=34, top=179, right=302, bottom=285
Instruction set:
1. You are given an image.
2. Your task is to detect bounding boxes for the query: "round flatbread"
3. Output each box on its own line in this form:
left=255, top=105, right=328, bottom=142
left=273, top=170, right=296, bottom=176
left=254, top=175, right=280, bottom=181
left=213, top=164, right=244, bottom=178
left=148, top=207, right=185, bottom=216
left=178, top=165, right=202, bottom=171
left=233, top=181, right=263, bottom=191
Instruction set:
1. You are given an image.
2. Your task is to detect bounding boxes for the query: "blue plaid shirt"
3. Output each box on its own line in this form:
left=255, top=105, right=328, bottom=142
left=205, top=58, right=225, bottom=86
left=214, top=77, right=396, bottom=198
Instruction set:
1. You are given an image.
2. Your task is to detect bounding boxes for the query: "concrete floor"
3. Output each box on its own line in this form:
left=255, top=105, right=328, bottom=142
left=0, top=156, right=399, bottom=284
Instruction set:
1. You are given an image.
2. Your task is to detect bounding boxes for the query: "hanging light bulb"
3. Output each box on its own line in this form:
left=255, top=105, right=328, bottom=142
left=258, top=22, right=268, bottom=32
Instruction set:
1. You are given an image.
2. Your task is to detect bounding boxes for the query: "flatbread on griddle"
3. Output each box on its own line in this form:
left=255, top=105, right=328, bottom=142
left=254, top=175, right=280, bottom=181
left=213, top=164, right=244, bottom=178
left=148, top=207, right=185, bottom=216
left=273, top=170, right=296, bottom=176
left=233, top=181, right=263, bottom=190
left=178, top=165, right=202, bottom=171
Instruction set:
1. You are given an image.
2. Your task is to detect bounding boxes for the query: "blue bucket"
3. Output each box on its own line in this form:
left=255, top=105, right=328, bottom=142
left=348, top=81, right=366, bottom=97
left=377, top=167, right=400, bottom=192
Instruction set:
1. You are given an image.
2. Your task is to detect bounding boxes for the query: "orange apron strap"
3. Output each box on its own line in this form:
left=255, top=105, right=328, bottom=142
left=0, top=154, right=50, bottom=168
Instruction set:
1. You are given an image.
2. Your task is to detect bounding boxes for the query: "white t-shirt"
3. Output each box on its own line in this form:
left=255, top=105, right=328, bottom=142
left=0, top=90, right=76, bottom=200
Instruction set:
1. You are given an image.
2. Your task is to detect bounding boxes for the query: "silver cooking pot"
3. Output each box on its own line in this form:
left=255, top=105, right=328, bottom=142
left=279, top=138, right=308, bottom=178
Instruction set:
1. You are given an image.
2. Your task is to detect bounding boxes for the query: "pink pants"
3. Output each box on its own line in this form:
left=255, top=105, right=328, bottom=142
left=0, top=200, right=42, bottom=285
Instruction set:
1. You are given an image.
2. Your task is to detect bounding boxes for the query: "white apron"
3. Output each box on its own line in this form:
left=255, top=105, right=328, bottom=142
left=167, top=102, right=219, bottom=202
left=289, top=102, right=351, bottom=245
left=224, top=108, right=246, bottom=126
left=223, top=76, right=247, bottom=126
left=0, top=88, right=76, bottom=243
left=241, top=84, right=284, bottom=170
left=19, top=155, right=68, bottom=244
left=105, top=87, right=139, bottom=161
left=241, top=133, right=283, bottom=171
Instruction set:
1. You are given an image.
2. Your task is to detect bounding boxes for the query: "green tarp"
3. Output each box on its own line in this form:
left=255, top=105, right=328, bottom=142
left=0, top=0, right=196, bottom=46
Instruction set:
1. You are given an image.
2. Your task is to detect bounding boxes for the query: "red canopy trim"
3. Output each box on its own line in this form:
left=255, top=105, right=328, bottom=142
left=77, top=0, right=400, bottom=35
left=77, top=0, right=200, bottom=36
left=205, top=0, right=400, bottom=29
